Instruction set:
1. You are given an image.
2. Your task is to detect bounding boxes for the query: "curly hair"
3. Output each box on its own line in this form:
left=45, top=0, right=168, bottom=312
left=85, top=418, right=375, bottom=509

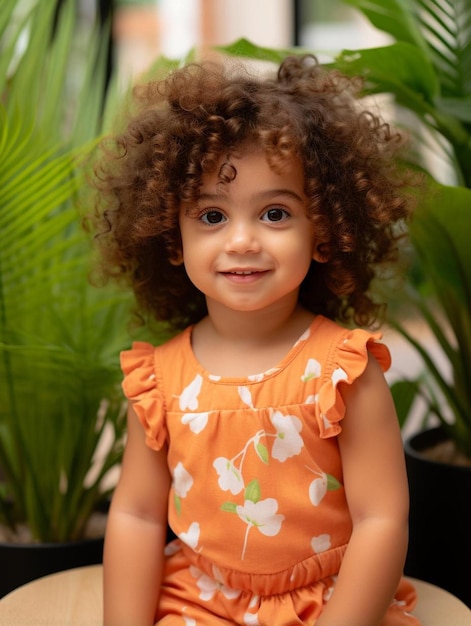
left=92, top=54, right=415, bottom=331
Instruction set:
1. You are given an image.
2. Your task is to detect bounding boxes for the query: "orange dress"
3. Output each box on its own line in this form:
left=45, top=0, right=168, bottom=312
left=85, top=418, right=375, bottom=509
left=121, top=315, right=420, bottom=625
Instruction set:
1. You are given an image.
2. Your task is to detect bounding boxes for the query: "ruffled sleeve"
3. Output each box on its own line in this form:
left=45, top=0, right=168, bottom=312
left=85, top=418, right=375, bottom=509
left=120, top=342, right=167, bottom=451
left=316, top=329, right=391, bottom=439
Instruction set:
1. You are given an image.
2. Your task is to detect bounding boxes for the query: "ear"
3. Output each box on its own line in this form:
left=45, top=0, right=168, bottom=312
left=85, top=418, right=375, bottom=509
left=312, top=241, right=330, bottom=263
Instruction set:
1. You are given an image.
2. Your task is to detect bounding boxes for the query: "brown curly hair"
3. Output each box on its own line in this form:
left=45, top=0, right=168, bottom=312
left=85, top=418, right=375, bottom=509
left=92, top=55, right=415, bottom=331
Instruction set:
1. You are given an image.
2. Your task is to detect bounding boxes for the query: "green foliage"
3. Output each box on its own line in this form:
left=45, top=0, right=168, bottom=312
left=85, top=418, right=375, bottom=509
left=0, top=0, right=169, bottom=542
left=219, top=0, right=471, bottom=457
left=389, top=181, right=471, bottom=456
left=332, top=0, right=471, bottom=186
left=335, top=0, right=471, bottom=457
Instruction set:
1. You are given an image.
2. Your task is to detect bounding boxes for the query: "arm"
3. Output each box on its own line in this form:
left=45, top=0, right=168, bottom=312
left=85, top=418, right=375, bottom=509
left=316, top=353, right=409, bottom=626
left=103, top=401, right=171, bottom=626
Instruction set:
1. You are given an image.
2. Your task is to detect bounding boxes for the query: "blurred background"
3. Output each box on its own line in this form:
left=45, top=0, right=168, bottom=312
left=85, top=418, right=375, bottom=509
left=66, top=0, right=387, bottom=83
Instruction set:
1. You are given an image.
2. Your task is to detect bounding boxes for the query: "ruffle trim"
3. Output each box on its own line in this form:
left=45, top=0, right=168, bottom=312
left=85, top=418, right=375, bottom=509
left=316, top=329, right=391, bottom=439
left=121, top=329, right=391, bottom=448
left=120, top=342, right=167, bottom=451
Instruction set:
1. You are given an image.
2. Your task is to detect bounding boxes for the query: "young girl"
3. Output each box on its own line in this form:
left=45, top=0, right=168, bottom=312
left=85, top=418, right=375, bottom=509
left=95, top=55, right=421, bottom=625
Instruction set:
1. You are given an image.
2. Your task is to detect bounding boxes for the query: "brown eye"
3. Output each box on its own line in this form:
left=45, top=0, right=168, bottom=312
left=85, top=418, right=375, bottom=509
left=263, top=208, right=289, bottom=222
left=201, top=210, right=226, bottom=224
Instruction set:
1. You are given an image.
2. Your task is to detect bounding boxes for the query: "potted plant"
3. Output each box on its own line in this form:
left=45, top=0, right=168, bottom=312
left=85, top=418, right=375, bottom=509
left=0, top=0, right=168, bottom=597
left=220, top=0, right=471, bottom=606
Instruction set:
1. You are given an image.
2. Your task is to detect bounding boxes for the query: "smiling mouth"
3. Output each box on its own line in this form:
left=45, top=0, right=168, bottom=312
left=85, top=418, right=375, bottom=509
left=220, top=270, right=269, bottom=283
left=223, top=270, right=266, bottom=275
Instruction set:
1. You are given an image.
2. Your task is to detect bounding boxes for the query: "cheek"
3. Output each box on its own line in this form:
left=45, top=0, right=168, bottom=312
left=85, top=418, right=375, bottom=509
left=282, top=230, right=316, bottom=264
left=293, top=235, right=317, bottom=278
left=181, top=245, right=210, bottom=287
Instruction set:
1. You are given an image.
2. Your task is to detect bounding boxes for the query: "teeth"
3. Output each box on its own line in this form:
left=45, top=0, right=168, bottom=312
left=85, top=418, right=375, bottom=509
left=233, top=271, right=253, bottom=275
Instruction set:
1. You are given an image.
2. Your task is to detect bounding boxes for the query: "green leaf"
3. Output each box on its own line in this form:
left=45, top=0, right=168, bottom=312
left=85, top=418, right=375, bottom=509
left=332, top=42, right=438, bottom=104
left=434, top=96, right=471, bottom=123
left=0, top=0, right=16, bottom=37
left=255, top=442, right=269, bottom=464
left=411, top=182, right=471, bottom=308
left=244, top=479, right=261, bottom=503
left=327, top=475, right=342, bottom=491
left=174, top=494, right=181, bottom=515
left=217, top=37, right=297, bottom=64
left=221, top=502, right=238, bottom=513
left=342, top=0, right=428, bottom=51
left=0, top=1, right=26, bottom=94
left=390, top=380, right=420, bottom=428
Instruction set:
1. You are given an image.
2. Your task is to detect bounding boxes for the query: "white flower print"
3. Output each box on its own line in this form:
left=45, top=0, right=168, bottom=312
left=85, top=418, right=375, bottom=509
left=248, top=373, right=264, bottom=382
left=248, top=368, right=279, bottom=381
left=189, top=565, right=241, bottom=602
left=323, top=577, right=336, bottom=602
left=295, top=327, right=311, bottom=346
left=311, top=533, right=331, bottom=553
left=164, top=541, right=181, bottom=557
left=173, top=462, right=193, bottom=498
left=179, top=521, right=200, bottom=550
left=244, top=612, right=260, bottom=625
left=238, top=385, right=254, bottom=408
left=332, top=366, right=348, bottom=385
left=320, top=413, right=332, bottom=430
left=213, top=457, right=244, bottom=494
left=306, top=465, right=341, bottom=506
left=181, top=411, right=209, bottom=434
left=392, top=598, right=407, bottom=610
left=236, top=498, right=284, bottom=559
left=308, top=473, right=328, bottom=506
left=249, top=595, right=259, bottom=609
left=212, top=429, right=268, bottom=499
left=270, top=411, right=304, bottom=462
left=243, top=595, right=260, bottom=624
left=177, top=374, right=203, bottom=410
left=301, top=358, right=321, bottom=382
left=236, top=499, right=284, bottom=536
left=216, top=415, right=307, bottom=559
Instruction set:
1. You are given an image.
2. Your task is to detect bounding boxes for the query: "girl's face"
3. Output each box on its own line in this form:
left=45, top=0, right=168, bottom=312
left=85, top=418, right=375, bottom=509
left=179, top=149, right=324, bottom=317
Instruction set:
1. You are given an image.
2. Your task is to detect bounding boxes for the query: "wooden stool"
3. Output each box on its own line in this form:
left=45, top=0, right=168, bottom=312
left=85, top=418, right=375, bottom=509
left=0, top=565, right=469, bottom=625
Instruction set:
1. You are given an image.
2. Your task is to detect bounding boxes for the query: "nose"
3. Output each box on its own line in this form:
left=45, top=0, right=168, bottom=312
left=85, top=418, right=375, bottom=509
left=224, top=219, right=261, bottom=254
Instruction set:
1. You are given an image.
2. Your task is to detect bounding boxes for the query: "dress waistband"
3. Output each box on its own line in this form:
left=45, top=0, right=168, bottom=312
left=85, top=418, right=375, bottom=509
left=177, top=542, right=346, bottom=596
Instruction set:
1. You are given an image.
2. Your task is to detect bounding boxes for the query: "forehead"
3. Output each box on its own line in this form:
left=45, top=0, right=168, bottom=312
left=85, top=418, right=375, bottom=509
left=200, top=148, right=305, bottom=194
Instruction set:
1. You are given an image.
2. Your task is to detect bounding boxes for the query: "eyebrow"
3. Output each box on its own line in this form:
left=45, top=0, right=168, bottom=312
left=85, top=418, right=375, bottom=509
left=197, top=189, right=305, bottom=203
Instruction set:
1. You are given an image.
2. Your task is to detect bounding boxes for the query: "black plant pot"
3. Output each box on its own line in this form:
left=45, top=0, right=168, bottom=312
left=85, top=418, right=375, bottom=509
left=404, top=426, right=471, bottom=608
left=0, top=535, right=104, bottom=598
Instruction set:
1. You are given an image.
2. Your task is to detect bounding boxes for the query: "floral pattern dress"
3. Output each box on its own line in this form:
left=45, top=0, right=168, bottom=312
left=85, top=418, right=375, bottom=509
left=121, top=314, right=420, bottom=625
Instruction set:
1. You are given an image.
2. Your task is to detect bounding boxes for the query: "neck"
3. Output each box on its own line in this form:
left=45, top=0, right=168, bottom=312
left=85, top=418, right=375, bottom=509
left=191, top=300, right=315, bottom=377
left=204, top=298, right=304, bottom=341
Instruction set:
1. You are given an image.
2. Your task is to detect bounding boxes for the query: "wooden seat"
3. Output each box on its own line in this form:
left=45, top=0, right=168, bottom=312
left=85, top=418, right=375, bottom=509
left=0, top=565, right=469, bottom=625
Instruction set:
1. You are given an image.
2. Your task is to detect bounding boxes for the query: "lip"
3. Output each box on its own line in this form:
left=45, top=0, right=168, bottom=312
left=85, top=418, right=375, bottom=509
left=220, top=269, right=269, bottom=283
left=221, top=268, right=268, bottom=275
left=221, top=265, right=269, bottom=272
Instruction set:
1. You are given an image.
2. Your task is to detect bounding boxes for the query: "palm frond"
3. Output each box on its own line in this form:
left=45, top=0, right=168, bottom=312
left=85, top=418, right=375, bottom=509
left=341, top=0, right=471, bottom=183
left=0, top=0, right=165, bottom=542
